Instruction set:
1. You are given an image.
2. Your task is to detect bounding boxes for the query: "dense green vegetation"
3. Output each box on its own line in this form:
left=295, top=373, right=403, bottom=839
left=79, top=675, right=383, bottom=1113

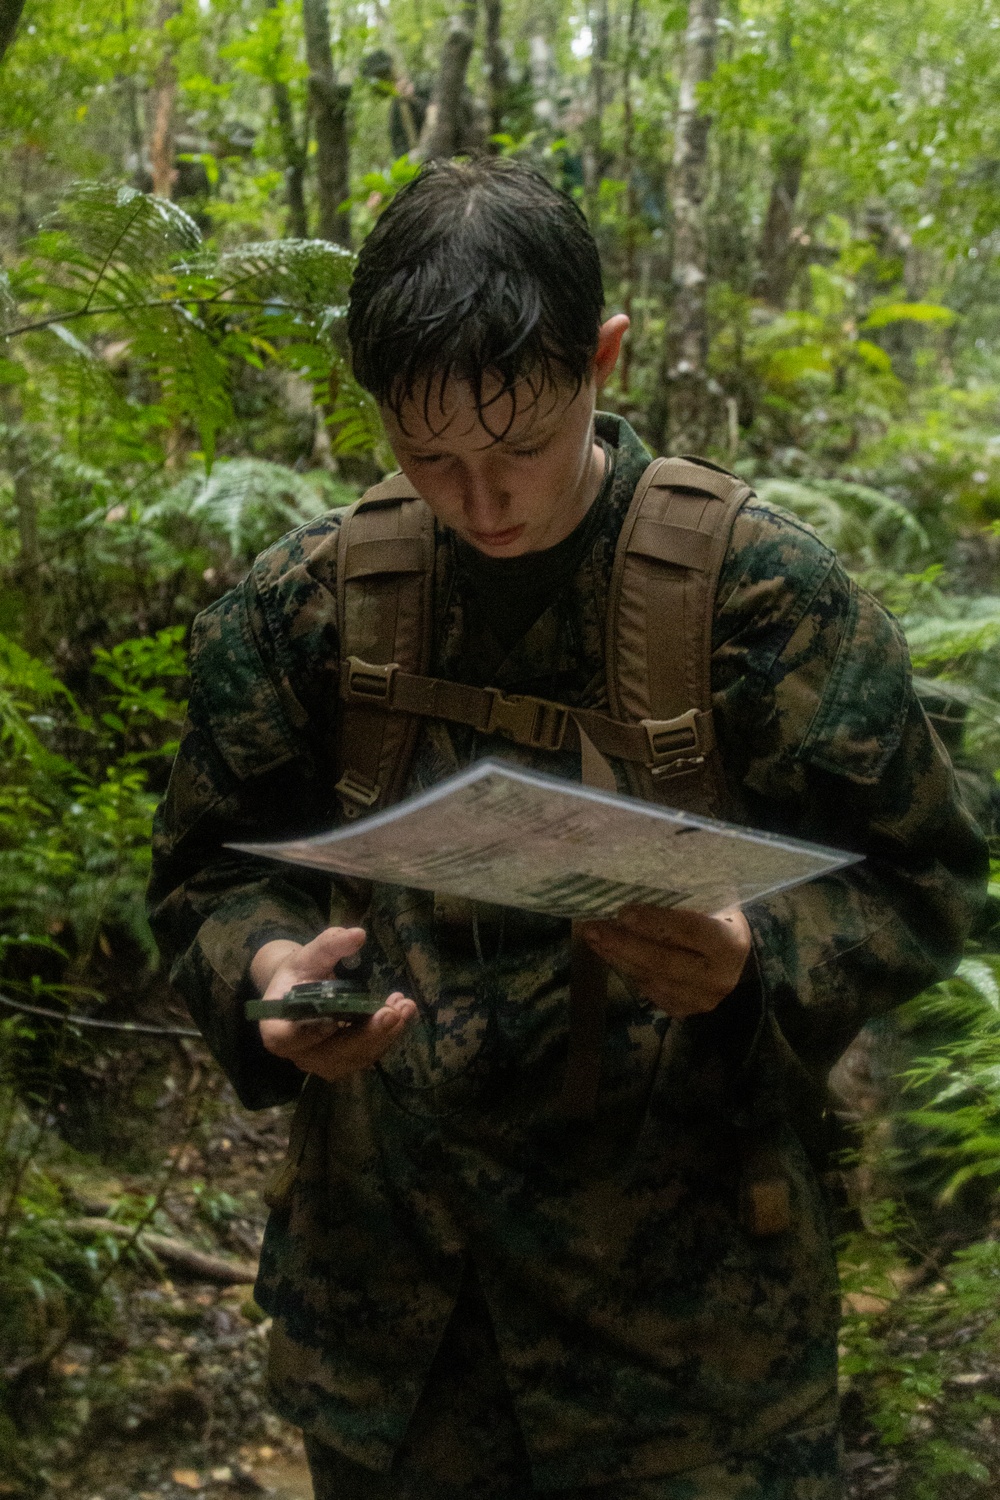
left=5, top=0, right=1000, bottom=1494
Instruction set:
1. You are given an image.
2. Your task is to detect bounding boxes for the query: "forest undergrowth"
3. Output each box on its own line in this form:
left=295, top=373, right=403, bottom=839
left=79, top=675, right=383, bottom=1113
left=0, top=1018, right=312, bottom=1500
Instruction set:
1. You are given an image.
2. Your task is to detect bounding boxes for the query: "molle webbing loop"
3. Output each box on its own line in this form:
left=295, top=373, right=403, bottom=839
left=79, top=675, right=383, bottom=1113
left=606, top=455, right=754, bottom=817
left=334, top=475, right=436, bottom=817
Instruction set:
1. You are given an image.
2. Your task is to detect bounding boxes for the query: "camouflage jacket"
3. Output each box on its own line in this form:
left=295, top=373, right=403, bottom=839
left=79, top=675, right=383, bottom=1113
left=148, top=414, right=987, bottom=1487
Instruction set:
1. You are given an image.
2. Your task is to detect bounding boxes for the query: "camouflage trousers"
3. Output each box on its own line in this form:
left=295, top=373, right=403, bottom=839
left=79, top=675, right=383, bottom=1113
left=303, top=1271, right=844, bottom=1500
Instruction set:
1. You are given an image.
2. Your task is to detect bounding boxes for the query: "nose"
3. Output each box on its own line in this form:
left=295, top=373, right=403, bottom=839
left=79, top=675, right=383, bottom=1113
left=460, top=467, right=511, bottom=532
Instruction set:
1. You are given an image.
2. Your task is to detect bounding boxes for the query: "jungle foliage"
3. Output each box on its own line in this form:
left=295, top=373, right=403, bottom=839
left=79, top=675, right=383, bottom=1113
left=4, top=0, right=1000, bottom=1494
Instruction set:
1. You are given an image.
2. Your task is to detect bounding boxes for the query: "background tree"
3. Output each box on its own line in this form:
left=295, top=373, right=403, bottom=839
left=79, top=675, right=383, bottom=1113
left=418, top=0, right=479, bottom=158
left=483, top=0, right=510, bottom=141
left=0, top=0, right=25, bottom=68
left=302, top=0, right=352, bottom=244
left=654, top=0, right=720, bottom=453
left=264, top=0, right=310, bottom=237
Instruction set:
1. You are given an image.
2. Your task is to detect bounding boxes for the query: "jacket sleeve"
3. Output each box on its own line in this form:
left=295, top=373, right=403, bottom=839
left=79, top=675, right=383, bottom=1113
left=712, top=501, right=989, bottom=1076
left=148, top=520, right=343, bottom=1109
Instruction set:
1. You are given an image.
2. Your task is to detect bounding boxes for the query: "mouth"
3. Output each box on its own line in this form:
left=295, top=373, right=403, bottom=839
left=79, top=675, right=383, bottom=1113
left=468, top=524, right=526, bottom=547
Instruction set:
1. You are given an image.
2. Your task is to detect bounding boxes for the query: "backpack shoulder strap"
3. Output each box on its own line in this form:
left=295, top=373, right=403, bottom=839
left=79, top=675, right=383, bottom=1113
left=335, top=473, right=436, bottom=818
left=606, top=454, right=754, bottom=816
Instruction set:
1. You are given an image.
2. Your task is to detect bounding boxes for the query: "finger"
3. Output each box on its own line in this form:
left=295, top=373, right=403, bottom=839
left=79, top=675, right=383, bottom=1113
left=263, top=925, right=367, bottom=999
left=580, top=910, right=702, bottom=956
left=260, top=994, right=417, bottom=1064
left=612, top=905, right=726, bottom=951
left=258, top=1014, right=348, bottom=1056
left=643, top=986, right=729, bottom=1018
left=382, top=992, right=418, bottom=1019
left=583, top=925, right=713, bottom=989
left=301, top=1000, right=416, bottom=1080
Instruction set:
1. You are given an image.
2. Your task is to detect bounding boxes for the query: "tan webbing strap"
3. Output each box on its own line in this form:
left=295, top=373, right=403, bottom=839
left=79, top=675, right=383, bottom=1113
left=334, top=475, right=435, bottom=817
left=339, top=659, right=717, bottom=776
left=556, top=455, right=752, bottom=1120
left=558, top=714, right=615, bottom=1119
left=560, top=927, right=609, bottom=1119
left=575, top=720, right=617, bottom=794
left=605, top=456, right=754, bottom=816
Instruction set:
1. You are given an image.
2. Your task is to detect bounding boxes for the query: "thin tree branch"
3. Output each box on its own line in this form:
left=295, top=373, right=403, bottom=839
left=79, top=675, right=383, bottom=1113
left=63, top=1218, right=258, bottom=1286
left=0, top=993, right=200, bottom=1038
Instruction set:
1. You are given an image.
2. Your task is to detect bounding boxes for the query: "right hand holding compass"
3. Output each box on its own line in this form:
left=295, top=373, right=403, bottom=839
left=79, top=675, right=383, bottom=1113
left=248, top=927, right=417, bottom=1082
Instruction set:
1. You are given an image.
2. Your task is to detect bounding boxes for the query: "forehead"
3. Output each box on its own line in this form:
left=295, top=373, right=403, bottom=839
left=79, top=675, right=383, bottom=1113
left=383, top=370, right=579, bottom=448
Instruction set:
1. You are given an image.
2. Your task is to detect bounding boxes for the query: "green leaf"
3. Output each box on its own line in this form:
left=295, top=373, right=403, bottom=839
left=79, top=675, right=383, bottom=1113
left=861, top=302, right=956, bottom=331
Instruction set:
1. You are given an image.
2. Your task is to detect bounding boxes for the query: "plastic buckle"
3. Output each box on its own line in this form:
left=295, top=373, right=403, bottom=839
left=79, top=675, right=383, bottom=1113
left=345, top=657, right=397, bottom=701
left=485, top=690, right=569, bottom=752
left=335, top=770, right=381, bottom=813
left=643, top=710, right=706, bottom=779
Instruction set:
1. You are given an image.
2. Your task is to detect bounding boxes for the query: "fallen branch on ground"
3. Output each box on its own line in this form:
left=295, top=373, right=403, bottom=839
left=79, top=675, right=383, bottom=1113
left=63, top=1217, right=259, bottom=1285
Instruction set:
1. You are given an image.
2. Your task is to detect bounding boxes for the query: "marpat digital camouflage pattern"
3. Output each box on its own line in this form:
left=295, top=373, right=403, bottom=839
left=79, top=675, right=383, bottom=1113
left=149, top=414, right=987, bottom=1488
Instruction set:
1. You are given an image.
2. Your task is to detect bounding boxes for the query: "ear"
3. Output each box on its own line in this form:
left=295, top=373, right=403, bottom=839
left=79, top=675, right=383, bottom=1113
left=591, top=314, right=630, bottom=389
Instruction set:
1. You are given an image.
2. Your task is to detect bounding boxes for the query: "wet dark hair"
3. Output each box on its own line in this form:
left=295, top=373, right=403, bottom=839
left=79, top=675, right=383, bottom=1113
left=346, top=157, right=604, bottom=436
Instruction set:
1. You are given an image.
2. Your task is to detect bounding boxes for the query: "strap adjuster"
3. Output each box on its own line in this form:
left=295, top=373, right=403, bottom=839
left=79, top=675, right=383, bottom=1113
left=484, top=689, right=569, bottom=752
left=642, top=709, right=706, bottom=779
left=335, top=769, right=381, bottom=812
left=345, top=657, right=397, bottom=701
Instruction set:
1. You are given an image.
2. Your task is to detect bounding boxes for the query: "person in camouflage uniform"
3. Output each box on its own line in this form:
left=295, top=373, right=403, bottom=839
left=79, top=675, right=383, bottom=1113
left=148, top=160, right=988, bottom=1499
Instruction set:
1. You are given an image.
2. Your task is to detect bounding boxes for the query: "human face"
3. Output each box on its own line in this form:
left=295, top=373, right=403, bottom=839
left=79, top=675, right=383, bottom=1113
left=379, top=315, right=629, bottom=558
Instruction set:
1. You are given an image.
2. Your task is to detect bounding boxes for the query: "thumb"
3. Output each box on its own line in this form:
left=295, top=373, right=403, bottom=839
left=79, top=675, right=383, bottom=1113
left=294, top=925, right=366, bottom=979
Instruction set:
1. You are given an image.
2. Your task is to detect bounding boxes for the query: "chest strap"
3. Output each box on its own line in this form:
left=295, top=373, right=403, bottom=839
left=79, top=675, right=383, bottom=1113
left=336, top=656, right=716, bottom=809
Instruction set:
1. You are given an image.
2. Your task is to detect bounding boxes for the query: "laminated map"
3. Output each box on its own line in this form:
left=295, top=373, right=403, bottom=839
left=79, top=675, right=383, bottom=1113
left=231, top=759, right=859, bottom=920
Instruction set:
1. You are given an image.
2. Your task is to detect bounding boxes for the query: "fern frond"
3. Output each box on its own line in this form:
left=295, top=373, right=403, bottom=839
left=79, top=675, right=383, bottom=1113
left=38, top=183, right=201, bottom=317
left=328, top=383, right=394, bottom=472
left=0, top=634, right=80, bottom=769
left=135, top=303, right=233, bottom=467
left=150, top=458, right=329, bottom=557
left=754, top=476, right=929, bottom=569
left=200, top=239, right=353, bottom=325
left=904, top=601, right=1000, bottom=667
left=3, top=185, right=362, bottom=470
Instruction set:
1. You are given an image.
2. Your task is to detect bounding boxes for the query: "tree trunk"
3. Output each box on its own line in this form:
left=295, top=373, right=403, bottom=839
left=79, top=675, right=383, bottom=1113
left=754, top=132, right=807, bottom=307
left=0, top=0, right=26, bottom=69
left=13, top=457, right=42, bottom=655
left=483, top=0, right=510, bottom=141
left=655, top=0, right=720, bottom=455
left=302, top=0, right=351, bottom=247
left=265, top=0, right=308, bottom=238
left=274, top=78, right=310, bottom=239
left=582, top=0, right=610, bottom=227
left=149, top=1, right=181, bottom=199
left=528, top=34, right=550, bottom=127
left=618, top=0, right=640, bottom=394
left=2, top=398, right=43, bottom=655
left=419, top=0, right=478, bottom=159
